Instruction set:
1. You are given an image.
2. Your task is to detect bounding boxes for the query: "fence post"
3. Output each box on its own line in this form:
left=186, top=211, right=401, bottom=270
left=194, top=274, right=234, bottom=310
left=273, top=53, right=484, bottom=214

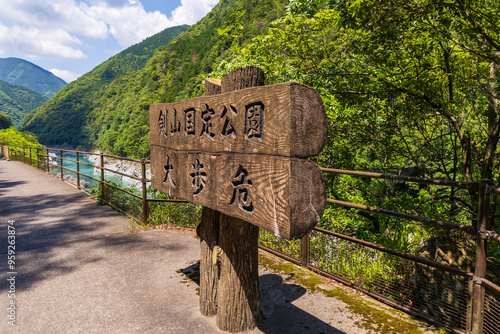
left=76, top=151, right=80, bottom=190
left=46, top=148, right=50, bottom=172
left=301, top=232, right=311, bottom=267
left=141, top=158, right=148, bottom=224
left=59, top=149, right=63, bottom=180
left=36, top=148, right=40, bottom=169
left=29, top=147, right=32, bottom=166
left=467, top=179, right=489, bottom=334
left=23, top=147, right=26, bottom=164
left=100, top=153, right=104, bottom=203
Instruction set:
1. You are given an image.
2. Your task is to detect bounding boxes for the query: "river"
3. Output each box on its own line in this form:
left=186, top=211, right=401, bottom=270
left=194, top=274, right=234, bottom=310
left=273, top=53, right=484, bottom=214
left=48, top=151, right=128, bottom=190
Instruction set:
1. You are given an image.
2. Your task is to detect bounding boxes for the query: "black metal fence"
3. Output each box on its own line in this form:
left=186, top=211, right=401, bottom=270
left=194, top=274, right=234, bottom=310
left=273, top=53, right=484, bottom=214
left=3, top=145, right=499, bottom=334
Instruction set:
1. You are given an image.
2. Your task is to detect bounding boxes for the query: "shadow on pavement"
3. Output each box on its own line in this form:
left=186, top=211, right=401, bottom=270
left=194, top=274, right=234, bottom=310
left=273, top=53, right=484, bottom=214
left=179, top=263, right=347, bottom=334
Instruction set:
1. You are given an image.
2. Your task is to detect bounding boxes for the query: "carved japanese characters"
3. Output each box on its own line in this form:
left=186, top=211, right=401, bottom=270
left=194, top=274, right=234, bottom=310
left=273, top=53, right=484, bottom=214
left=150, top=81, right=328, bottom=240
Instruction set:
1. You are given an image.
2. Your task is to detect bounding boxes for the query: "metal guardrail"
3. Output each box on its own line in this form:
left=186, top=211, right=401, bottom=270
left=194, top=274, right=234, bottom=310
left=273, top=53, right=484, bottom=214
left=3, top=145, right=500, bottom=333
left=3, top=145, right=186, bottom=224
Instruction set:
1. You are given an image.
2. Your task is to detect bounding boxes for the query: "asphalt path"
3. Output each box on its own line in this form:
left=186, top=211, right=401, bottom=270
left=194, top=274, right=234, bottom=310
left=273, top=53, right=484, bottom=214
left=0, top=159, right=432, bottom=333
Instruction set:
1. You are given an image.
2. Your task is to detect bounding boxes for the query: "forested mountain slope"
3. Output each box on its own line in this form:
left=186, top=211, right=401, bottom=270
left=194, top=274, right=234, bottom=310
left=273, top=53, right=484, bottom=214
left=22, top=25, right=189, bottom=150
left=0, top=80, right=47, bottom=128
left=0, top=58, right=66, bottom=98
left=22, top=0, right=288, bottom=156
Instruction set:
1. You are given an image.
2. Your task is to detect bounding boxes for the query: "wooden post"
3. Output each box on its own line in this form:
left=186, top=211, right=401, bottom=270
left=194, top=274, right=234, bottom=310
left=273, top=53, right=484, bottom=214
left=301, top=232, right=311, bottom=267
left=46, top=148, right=50, bottom=172
left=60, top=149, right=63, bottom=180
left=76, top=152, right=80, bottom=189
left=198, top=67, right=264, bottom=331
left=198, top=78, right=222, bottom=317
left=141, top=158, right=149, bottom=224
left=100, top=153, right=104, bottom=203
left=468, top=179, right=489, bottom=334
left=216, top=67, right=264, bottom=331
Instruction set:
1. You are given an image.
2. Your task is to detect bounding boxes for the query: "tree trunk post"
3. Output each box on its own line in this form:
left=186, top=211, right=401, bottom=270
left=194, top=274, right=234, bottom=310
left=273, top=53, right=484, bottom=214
left=198, top=66, right=264, bottom=331
left=198, top=77, right=223, bottom=317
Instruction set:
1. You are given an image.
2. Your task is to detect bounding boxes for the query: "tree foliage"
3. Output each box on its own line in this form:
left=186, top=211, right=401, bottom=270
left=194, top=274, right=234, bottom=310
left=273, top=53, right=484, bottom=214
left=0, top=80, right=47, bottom=128
left=0, top=111, right=12, bottom=130
left=0, top=127, right=42, bottom=148
left=214, top=0, right=500, bottom=275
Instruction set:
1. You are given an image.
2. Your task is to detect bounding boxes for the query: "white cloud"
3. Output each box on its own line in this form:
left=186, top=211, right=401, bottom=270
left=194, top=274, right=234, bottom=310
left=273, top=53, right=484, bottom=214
left=170, top=0, right=219, bottom=26
left=0, top=0, right=219, bottom=71
left=49, top=68, right=81, bottom=83
left=0, top=23, right=86, bottom=59
left=87, top=1, right=172, bottom=47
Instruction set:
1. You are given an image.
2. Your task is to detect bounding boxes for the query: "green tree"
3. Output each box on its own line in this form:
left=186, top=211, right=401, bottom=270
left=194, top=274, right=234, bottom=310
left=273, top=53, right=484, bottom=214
left=0, top=127, right=42, bottom=147
left=219, top=0, right=500, bottom=205
left=0, top=111, right=12, bottom=130
left=215, top=0, right=500, bottom=275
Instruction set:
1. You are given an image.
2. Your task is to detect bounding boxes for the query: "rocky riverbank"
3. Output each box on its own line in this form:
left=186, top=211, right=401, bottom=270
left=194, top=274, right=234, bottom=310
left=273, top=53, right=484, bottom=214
left=56, top=173, right=90, bottom=190
left=88, top=152, right=151, bottom=188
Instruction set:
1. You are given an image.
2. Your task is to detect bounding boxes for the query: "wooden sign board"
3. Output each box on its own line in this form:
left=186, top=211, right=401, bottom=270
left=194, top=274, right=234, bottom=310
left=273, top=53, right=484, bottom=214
left=150, top=82, right=327, bottom=158
left=150, top=81, right=327, bottom=239
left=151, top=147, right=326, bottom=239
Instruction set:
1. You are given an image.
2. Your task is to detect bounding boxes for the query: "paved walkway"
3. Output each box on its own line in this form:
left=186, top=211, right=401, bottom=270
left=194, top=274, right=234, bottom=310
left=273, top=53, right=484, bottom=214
left=0, top=159, right=434, bottom=334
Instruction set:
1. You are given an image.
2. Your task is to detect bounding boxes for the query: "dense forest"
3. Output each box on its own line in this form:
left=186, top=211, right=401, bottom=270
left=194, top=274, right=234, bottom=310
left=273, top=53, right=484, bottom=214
left=0, top=111, right=11, bottom=130
left=0, top=80, right=48, bottom=128
left=0, top=126, right=42, bottom=148
left=221, top=0, right=500, bottom=280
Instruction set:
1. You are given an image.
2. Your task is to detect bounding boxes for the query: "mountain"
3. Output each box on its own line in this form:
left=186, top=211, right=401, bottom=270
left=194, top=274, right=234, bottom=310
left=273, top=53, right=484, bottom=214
left=0, top=80, right=48, bottom=128
left=22, top=0, right=288, bottom=157
left=0, top=58, right=67, bottom=98
left=22, top=24, right=190, bottom=149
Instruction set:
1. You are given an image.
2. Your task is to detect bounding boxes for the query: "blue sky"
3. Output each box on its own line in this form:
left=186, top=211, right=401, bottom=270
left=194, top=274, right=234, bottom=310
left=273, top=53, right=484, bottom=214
left=0, top=0, right=219, bottom=82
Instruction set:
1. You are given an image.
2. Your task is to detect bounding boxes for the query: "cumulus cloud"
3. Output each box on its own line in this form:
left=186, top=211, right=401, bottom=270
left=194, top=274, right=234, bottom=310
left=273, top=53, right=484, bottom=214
left=0, top=0, right=219, bottom=61
left=88, top=1, right=172, bottom=47
left=49, top=68, right=81, bottom=83
left=0, top=23, right=86, bottom=59
left=170, top=0, right=220, bottom=26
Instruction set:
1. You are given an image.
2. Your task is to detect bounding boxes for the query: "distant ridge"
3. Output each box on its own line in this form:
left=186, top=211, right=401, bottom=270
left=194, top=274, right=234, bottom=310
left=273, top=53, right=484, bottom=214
left=0, top=58, right=67, bottom=98
left=0, top=80, right=47, bottom=129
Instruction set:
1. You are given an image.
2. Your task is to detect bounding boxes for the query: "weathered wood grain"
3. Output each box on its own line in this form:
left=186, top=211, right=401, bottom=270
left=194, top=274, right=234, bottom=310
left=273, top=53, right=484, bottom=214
left=208, top=66, right=264, bottom=331
left=221, top=65, right=265, bottom=94
left=198, top=76, right=225, bottom=317
left=150, top=82, right=327, bottom=158
left=151, top=146, right=326, bottom=239
left=216, top=214, right=260, bottom=331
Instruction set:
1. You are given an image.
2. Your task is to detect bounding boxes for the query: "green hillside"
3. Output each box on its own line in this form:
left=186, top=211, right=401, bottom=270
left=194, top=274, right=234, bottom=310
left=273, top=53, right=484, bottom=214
left=0, top=80, right=48, bottom=128
left=0, top=111, right=11, bottom=130
left=22, top=24, right=190, bottom=150
left=22, top=0, right=288, bottom=157
left=0, top=58, right=67, bottom=98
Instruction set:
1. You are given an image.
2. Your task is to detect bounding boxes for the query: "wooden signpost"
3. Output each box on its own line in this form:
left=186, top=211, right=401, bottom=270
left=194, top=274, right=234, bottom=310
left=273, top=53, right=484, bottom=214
left=150, top=66, right=327, bottom=331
